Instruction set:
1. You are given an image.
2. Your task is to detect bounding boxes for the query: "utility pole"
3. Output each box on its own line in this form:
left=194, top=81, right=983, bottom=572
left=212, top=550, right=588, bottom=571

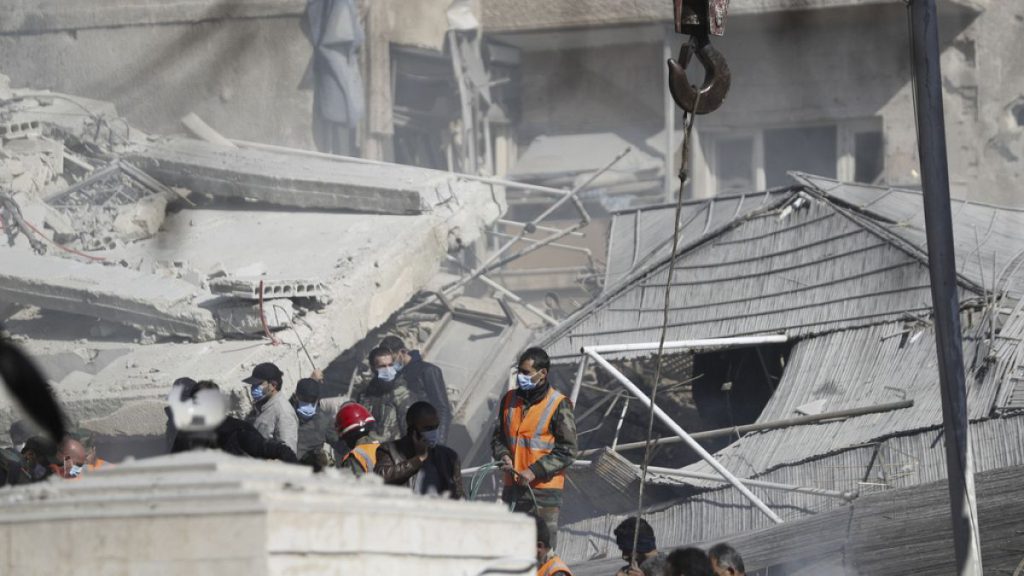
left=908, top=1, right=983, bottom=573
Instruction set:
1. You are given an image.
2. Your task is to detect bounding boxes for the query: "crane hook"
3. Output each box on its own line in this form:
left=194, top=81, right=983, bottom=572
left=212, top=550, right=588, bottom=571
left=667, top=38, right=731, bottom=115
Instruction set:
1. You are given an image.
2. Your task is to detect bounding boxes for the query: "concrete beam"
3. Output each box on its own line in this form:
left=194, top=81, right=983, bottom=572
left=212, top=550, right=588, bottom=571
left=127, top=138, right=427, bottom=215
left=0, top=251, right=217, bottom=341
left=0, top=0, right=305, bottom=35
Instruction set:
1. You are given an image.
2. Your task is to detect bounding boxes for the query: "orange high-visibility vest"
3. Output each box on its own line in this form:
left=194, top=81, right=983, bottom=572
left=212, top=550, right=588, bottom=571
left=343, top=441, right=380, bottom=473
left=538, top=555, right=573, bottom=576
left=501, top=387, right=567, bottom=491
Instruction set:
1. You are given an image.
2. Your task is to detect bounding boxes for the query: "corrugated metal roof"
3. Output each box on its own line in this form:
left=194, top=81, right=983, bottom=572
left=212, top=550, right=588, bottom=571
left=678, top=319, right=1004, bottom=482
left=603, top=188, right=794, bottom=287
left=545, top=195, right=955, bottom=359
left=561, top=415, right=1024, bottom=569
left=797, top=172, right=1024, bottom=300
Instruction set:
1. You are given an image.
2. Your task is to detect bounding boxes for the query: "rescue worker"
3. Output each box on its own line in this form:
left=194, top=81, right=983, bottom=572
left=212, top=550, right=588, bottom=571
left=614, top=517, right=666, bottom=576
left=535, top=515, right=573, bottom=576
left=50, top=437, right=88, bottom=480
left=375, top=401, right=464, bottom=498
left=353, top=347, right=414, bottom=441
left=291, top=377, right=339, bottom=470
left=336, top=402, right=380, bottom=476
left=380, top=335, right=453, bottom=443
left=244, top=362, right=299, bottom=454
left=491, top=347, right=577, bottom=550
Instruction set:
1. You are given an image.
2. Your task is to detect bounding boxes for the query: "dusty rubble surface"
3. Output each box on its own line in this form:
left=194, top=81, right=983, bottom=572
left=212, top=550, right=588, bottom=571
left=0, top=75, right=506, bottom=440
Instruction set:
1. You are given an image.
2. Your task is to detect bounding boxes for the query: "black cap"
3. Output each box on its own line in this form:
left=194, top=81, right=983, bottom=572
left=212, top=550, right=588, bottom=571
left=295, top=378, right=321, bottom=401
left=243, top=363, right=284, bottom=386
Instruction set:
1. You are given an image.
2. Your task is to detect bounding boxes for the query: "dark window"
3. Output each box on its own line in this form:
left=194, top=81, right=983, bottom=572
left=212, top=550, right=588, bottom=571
left=764, top=125, right=837, bottom=188
left=714, top=137, right=755, bottom=194
left=854, top=131, right=885, bottom=184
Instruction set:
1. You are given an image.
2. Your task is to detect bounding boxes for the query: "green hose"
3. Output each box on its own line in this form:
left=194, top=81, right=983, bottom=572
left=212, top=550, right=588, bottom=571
left=469, top=461, right=539, bottom=512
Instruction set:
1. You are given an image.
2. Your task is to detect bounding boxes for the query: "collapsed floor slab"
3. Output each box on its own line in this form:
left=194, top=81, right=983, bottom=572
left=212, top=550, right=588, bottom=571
left=0, top=251, right=217, bottom=340
left=128, top=138, right=433, bottom=214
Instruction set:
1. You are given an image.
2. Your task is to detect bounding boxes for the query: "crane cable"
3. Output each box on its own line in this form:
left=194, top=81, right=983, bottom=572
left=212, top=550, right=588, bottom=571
left=629, top=75, right=703, bottom=569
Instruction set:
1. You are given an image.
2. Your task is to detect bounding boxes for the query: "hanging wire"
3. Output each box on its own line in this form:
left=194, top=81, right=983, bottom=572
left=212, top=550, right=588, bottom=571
left=629, top=78, right=704, bottom=567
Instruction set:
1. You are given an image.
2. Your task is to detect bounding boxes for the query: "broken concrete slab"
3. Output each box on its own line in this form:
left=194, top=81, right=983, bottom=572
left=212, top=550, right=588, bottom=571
left=209, top=276, right=331, bottom=302
left=112, top=194, right=166, bottom=243
left=127, top=138, right=429, bottom=215
left=215, top=298, right=294, bottom=337
left=0, top=251, right=218, bottom=340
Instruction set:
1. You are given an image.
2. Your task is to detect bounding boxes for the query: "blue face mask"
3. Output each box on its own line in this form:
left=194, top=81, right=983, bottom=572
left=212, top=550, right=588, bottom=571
left=251, top=383, right=266, bottom=402
left=393, top=360, right=404, bottom=373
left=377, top=366, right=397, bottom=382
left=67, top=463, right=84, bottom=478
left=420, top=428, right=440, bottom=447
left=516, top=373, right=539, bottom=390
left=296, top=402, right=317, bottom=419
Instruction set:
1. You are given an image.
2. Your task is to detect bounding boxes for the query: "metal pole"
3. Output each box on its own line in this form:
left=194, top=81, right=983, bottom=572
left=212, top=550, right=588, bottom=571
left=662, top=30, right=675, bottom=203
left=909, top=2, right=983, bottom=573
left=565, top=460, right=852, bottom=500
left=585, top=349, right=783, bottom=524
left=583, top=334, right=788, bottom=356
left=570, top=354, right=589, bottom=404
left=578, top=399, right=915, bottom=457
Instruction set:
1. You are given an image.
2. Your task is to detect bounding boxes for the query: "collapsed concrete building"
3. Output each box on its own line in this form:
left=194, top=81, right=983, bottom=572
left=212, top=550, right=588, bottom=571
left=0, top=78, right=522, bottom=459
left=529, top=175, right=1024, bottom=574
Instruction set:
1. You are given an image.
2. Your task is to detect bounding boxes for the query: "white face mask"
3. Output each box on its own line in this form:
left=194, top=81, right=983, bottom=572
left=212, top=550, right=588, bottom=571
left=377, top=365, right=397, bottom=382
left=517, top=372, right=539, bottom=390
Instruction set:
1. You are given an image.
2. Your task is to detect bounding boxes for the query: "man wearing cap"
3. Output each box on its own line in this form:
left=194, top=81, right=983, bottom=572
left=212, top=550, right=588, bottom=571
left=244, top=362, right=299, bottom=454
left=291, top=377, right=339, bottom=469
left=614, top=517, right=666, bottom=576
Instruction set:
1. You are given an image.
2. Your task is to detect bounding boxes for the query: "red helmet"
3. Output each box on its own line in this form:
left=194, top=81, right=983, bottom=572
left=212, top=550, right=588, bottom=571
left=336, top=402, right=376, bottom=436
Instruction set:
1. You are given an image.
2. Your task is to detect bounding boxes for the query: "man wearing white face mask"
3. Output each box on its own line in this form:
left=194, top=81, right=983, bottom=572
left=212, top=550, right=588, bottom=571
left=491, top=346, right=577, bottom=550
left=50, top=437, right=88, bottom=480
left=353, top=347, right=414, bottom=441
left=243, top=362, right=299, bottom=454
left=375, top=401, right=464, bottom=498
left=291, top=377, right=339, bottom=469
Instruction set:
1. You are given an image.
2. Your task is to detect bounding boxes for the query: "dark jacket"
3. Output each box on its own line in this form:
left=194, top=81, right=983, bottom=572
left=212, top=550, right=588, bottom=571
left=490, top=381, right=577, bottom=508
left=375, top=435, right=464, bottom=499
left=172, top=417, right=298, bottom=463
left=353, top=376, right=414, bottom=441
left=293, top=399, right=340, bottom=467
left=400, top=351, right=453, bottom=442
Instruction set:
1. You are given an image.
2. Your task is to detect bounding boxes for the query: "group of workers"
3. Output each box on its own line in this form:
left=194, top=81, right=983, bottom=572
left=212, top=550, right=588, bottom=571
left=0, top=337, right=749, bottom=576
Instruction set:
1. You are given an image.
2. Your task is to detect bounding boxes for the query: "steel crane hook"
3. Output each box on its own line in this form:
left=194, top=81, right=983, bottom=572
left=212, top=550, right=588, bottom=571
left=667, top=38, right=731, bottom=115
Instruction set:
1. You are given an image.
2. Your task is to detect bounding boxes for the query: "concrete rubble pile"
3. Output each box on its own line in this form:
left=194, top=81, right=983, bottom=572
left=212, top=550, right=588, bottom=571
left=0, top=73, right=506, bottom=441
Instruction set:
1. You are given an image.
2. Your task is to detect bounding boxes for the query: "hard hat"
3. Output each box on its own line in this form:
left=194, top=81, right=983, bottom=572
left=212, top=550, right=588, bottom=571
left=336, top=402, right=376, bottom=436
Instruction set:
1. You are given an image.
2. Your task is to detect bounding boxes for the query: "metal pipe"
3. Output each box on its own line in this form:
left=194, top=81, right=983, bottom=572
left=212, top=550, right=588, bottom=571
left=583, top=335, right=788, bottom=356
left=909, top=1, right=983, bottom=572
left=570, top=355, right=589, bottom=405
left=568, top=460, right=852, bottom=500
left=585, top=349, right=783, bottom=524
left=498, top=219, right=585, bottom=237
left=662, top=30, right=675, bottom=203
left=487, top=230, right=594, bottom=257
left=578, top=399, right=915, bottom=457
left=229, top=140, right=580, bottom=198
left=478, top=274, right=559, bottom=327
left=443, top=149, right=625, bottom=295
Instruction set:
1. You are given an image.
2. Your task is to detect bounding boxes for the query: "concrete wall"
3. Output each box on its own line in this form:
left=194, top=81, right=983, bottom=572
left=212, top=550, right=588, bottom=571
left=0, top=451, right=536, bottom=575
left=502, top=3, right=1024, bottom=206
left=0, top=1, right=316, bottom=149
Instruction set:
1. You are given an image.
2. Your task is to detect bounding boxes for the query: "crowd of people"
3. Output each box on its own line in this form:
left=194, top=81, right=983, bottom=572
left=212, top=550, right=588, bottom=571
left=0, top=338, right=752, bottom=576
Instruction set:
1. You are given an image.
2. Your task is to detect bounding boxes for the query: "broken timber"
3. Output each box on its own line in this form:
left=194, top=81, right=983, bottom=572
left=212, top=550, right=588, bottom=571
left=126, top=138, right=426, bottom=215
left=0, top=252, right=217, bottom=341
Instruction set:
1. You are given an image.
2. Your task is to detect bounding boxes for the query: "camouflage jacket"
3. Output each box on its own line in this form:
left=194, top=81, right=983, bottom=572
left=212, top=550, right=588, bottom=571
left=353, top=376, right=416, bottom=442
left=491, top=383, right=577, bottom=507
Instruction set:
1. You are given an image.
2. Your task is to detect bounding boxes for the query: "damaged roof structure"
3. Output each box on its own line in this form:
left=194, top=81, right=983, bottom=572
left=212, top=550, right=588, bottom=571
left=537, top=173, right=1024, bottom=574
left=0, top=76, right=508, bottom=440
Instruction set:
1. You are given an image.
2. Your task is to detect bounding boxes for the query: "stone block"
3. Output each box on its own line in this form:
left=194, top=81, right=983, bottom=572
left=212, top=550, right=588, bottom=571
left=113, top=194, right=167, bottom=243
